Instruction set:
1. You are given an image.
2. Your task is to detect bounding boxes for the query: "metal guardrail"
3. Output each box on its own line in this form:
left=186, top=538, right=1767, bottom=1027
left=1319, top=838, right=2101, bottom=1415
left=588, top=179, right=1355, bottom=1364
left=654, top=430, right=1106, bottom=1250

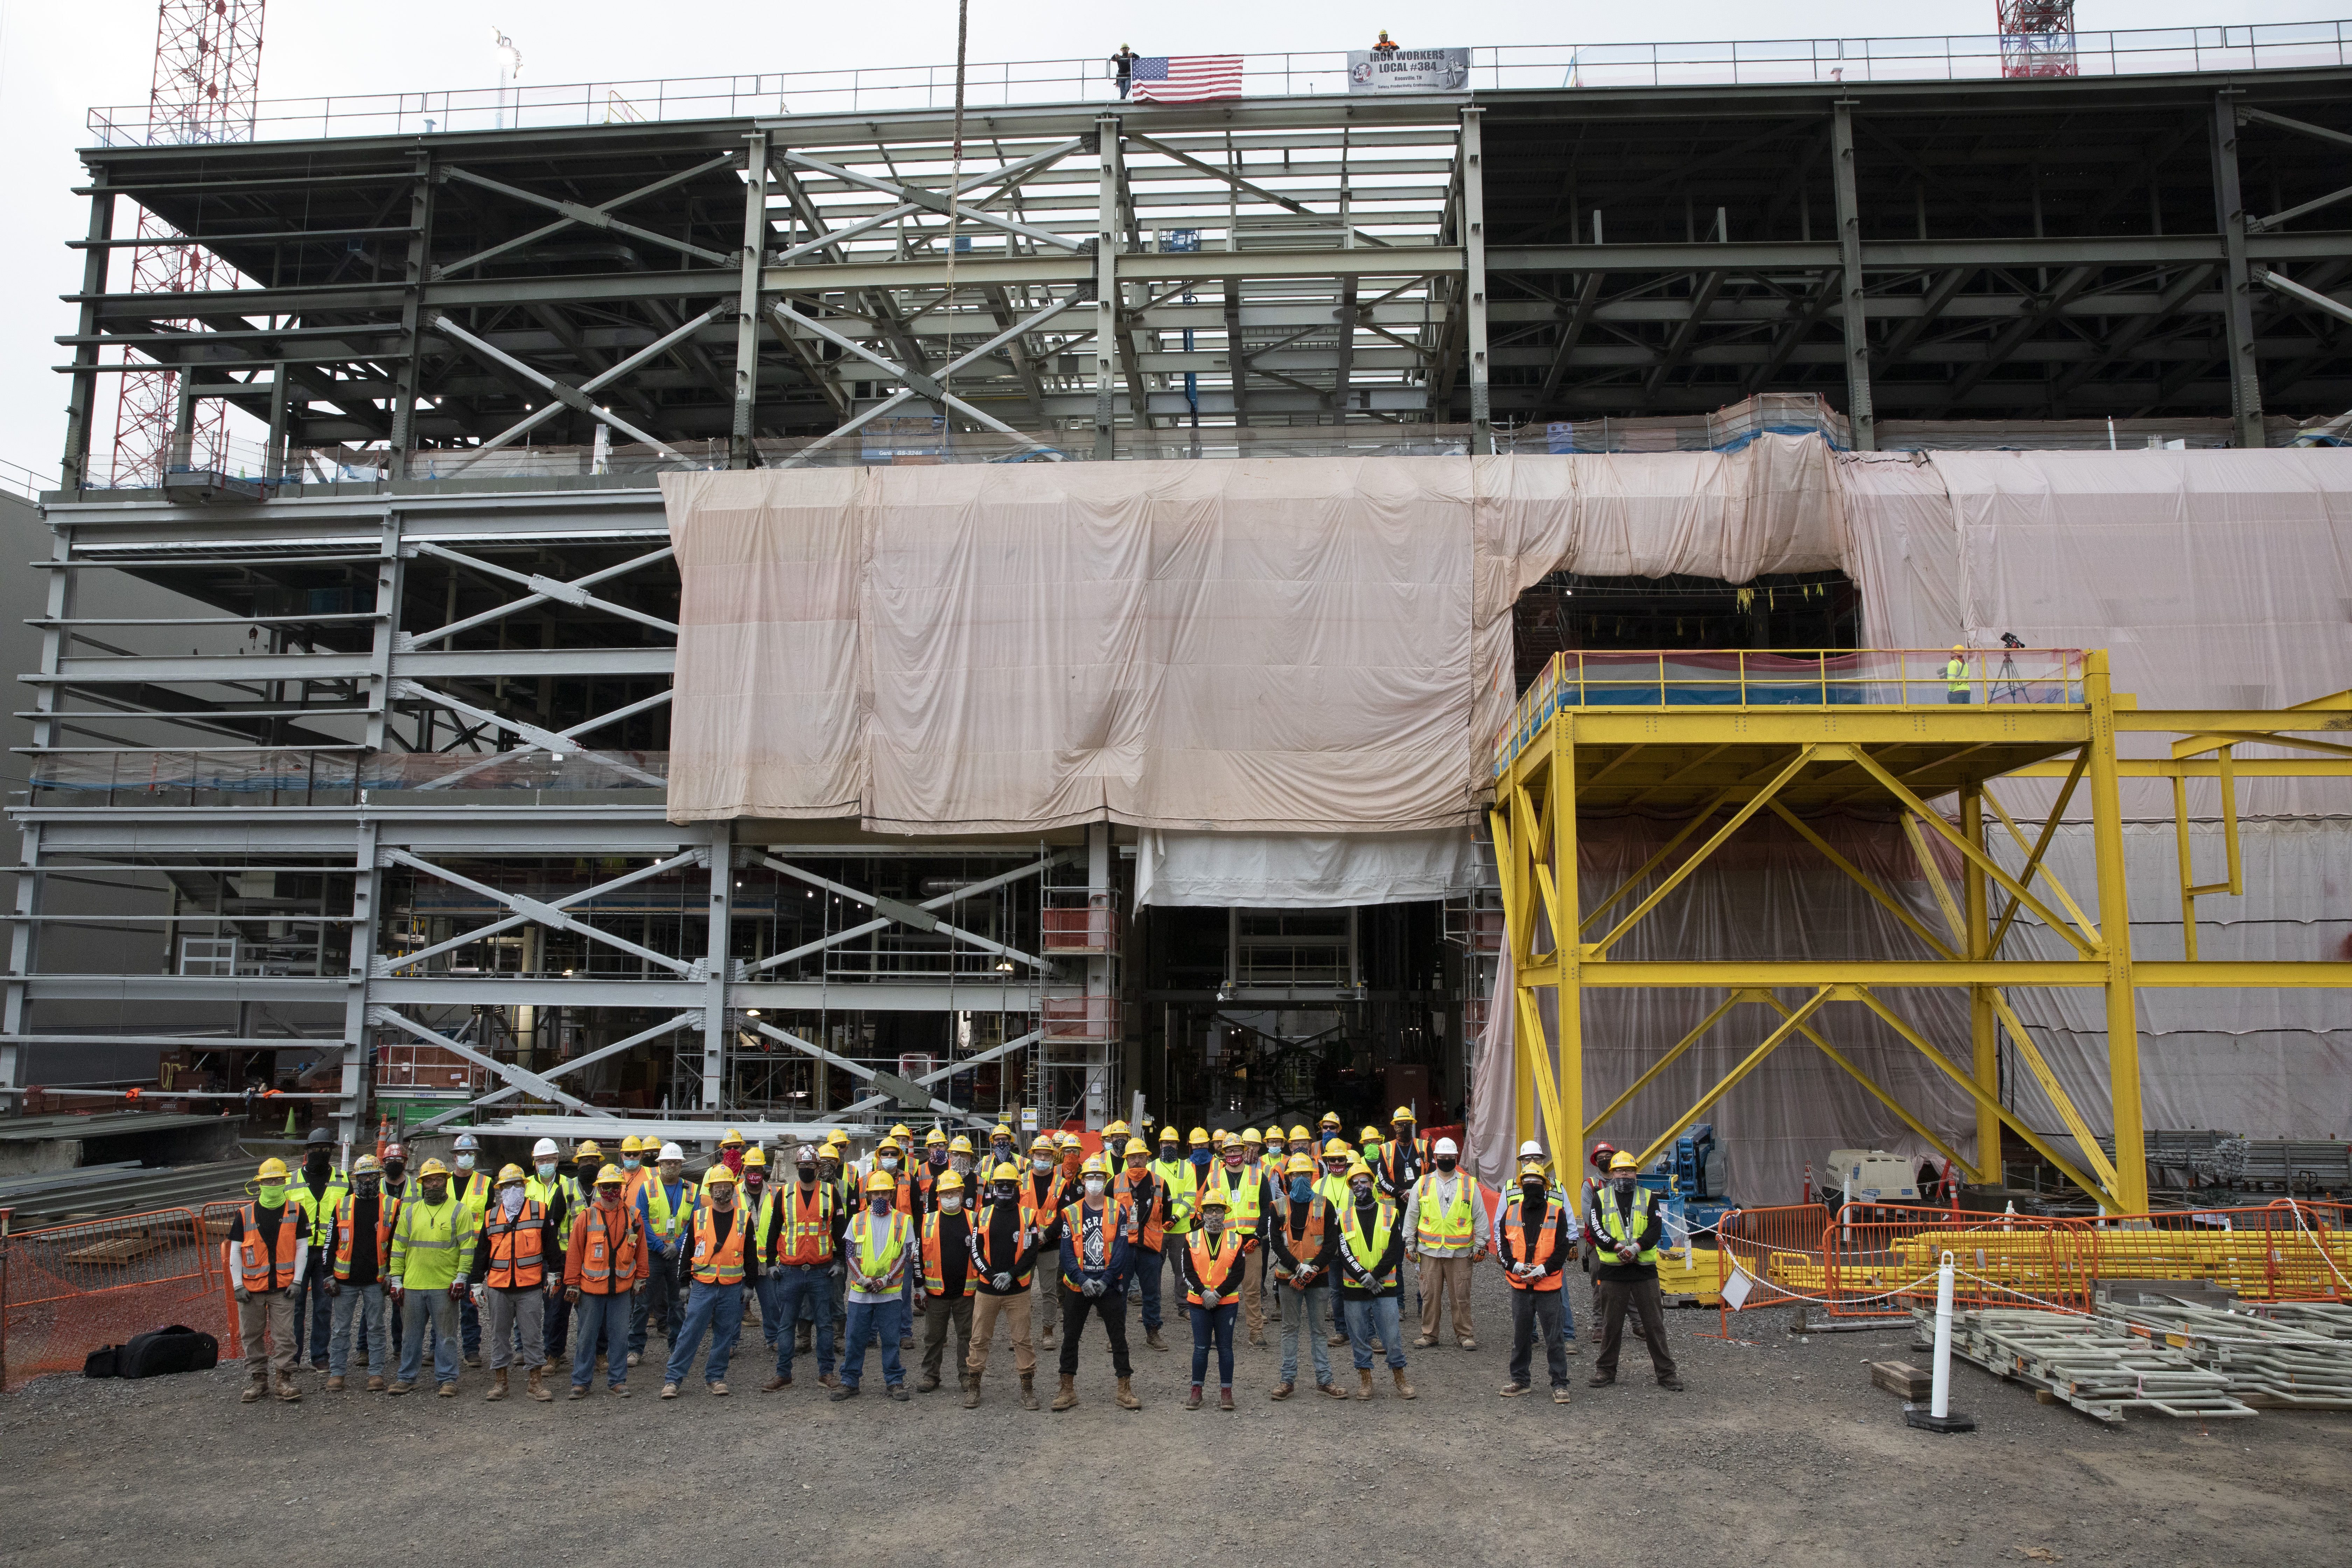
left=83, top=21, right=2352, bottom=146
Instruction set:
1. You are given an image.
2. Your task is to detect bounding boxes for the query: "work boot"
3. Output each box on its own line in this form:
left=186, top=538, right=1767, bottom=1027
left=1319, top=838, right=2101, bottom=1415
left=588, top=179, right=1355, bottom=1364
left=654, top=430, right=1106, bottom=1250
left=1553, top=1387, right=1573, bottom=1405
left=241, top=1377, right=266, bottom=1404
left=1588, top=1373, right=1616, bottom=1387
left=385, top=1380, right=413, bottom=1396
left=887, top=1383, right=910, bottom=1402
left=528, top=1368, right=552, bottom=1401
left=567, top=1384, right=589, bottom=1400
left=625, top=1351, right=640, bottom=1368
left=1317, top=1379, right=1348, bottom=1399
left=1116, top=1376, right=1140, bottom=1410
left=273, top=1372, right=302, bottom=1402
left=818, top=1372, right=840, bottom=1389
left=660, top=1381, right=680, bottom=1399
left=1460, top=1338, right=1478, bottom=1351
left=917, top=1371, right=941, bottom=1393
left=463, top=1353, right=482, bottom=1368
left=1185, top=1383, right=1204, bottom=1410
left=899, top=1335, right=915, bottom=1351
left=762, top=1374, right=789, bottom=1392
left=1247, top=1331, right=1266, bottom=1349
left=830, top=1383, right=859, bottom=1402
left=1413, top=1334, right=1438, bottom=1348
left=1218, top=1386, right=1236, bottom=1411
left=1041, top=1326, right=1057, bottom=1351
left=1659, top=1376, right=1686, bottom=1391
left=366, top=1376, right=386, bottom=1393
left=1327, top=1332, right=1350, bottom=1348
left=1500, top=1381, right=1531, bottom=1396
left=435, top=1382, right=457, bottom=1398
left=708, top=1381, right=729, bottom=1396
left=324, top=1376, right=346, bottom=1392
left=1392, top=1367, right=1416, bottom=1400
left=1145, top=1327, right=1168, bottom=1352
left=1020, top=1371, right=1040, bottom=1410
left=1356, top=1367, right=1374, bottom=1400
left=962, top=1373, right=981, bottom=1409
left=486, top=1368, right=509, bottom=1401
left=1051, top=1374, right=1078, bottom=1411
left=1270, top=1381, right=1294, bottom=1400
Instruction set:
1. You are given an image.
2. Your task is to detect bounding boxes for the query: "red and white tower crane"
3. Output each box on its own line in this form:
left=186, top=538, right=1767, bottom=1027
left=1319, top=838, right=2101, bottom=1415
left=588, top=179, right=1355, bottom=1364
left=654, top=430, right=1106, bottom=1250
left=1997, top=0, right=2080, bottom=79
left=109, top=0, right=266, bottom=486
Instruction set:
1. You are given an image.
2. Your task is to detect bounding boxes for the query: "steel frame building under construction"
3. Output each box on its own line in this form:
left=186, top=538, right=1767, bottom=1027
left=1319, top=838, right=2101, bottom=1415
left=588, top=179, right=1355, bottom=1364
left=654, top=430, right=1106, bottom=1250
left=11, top=51, right=2352, bottom=1161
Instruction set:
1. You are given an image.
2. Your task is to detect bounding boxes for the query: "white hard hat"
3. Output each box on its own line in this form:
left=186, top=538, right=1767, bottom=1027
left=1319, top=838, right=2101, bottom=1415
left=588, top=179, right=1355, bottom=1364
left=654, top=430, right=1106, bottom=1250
left=1517, top=1139, right=1544, bottom=1159
left=531, top=1137, right=559, bottom=1158
left=1434, top=1136, right=1460, bottom=1157
left=453, top=1131, right=480, bottom=1150
left=658, top=1141, right=686, bottom=1163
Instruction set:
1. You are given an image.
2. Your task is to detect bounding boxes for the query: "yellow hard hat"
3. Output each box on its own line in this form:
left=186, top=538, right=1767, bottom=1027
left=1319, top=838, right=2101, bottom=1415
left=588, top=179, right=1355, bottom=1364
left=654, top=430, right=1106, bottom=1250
left=1032, top=1134, right=1057, bottom=1154
left=1359, top=1126, right=1382, bottom=1144
left=1196, top=1188, right=1230, bottom=1209
left=992, top=1122, right=1015, bottom=1141
left=1104, top=1119, right=1130, bottom=1138
left=1518, top=1160, right=1547, bottom=1182
left=1319, top=1111, right=1341, bottom=1127
left=702, top=1164, right=738, bottom=1187
left=1124, top=1143, right=1152, bottom=1162
left=1609, top=1151, right=1641, bottom=1172
left=1188, top=1127, right=1210, bottom=1147
left=1055, top=1130, right=1081, bottom=1148
left=418, top=1157, right=451, bottom=1178
left=255, top=1156, right=289, bottom=1182
left=989, top=1161, right=1022, bottom=1183
left=1323, top=1139, right=1350, bottom=1159
left=876, top=1137, right=901, bottom=1154
left=352, top=1154, right=382, bottom=1175
left=948, top=1134, right=974, bottom=1155
left=596, top=1163, right=626, bottom=1186
left=496, top=1163, right=527, bottom=1184
left=742, top=1147, right=768, bottom=1168
left=618, top=1134, right=642, bottom=1155
left=863, top=1170, right=897, bottom=1195
left=576, top=1140, right=604, bottom=1160
left=890, top=1123, right=913, bottom=1140
left=1080, top=1153, right=1111, bottom=1176
left=925, top=1128, right=947, bottom=1146
left=1211, top=1128, right=1230, bottom=1146
left=1290, top=1124, right=1312, bottom=1142
left=938, top=1170, right=965, bottom=1192
left=1286, top=1152, right=1317, bottom=1175
left=1392, top=1105, right=1415, bottom=1123
left=1344, top=1157, right=1373, bottom=1180
left=1952, top=644, right=1965, bottom=653
left=720, top=1127, right=746, bottom=1147
left=1240, top=1126, right=1262, bottom=1144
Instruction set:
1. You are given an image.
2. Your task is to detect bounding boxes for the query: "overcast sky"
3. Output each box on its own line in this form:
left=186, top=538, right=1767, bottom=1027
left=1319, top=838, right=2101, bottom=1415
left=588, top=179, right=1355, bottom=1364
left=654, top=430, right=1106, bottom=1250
left=0, top=0, right=2324, bottom=481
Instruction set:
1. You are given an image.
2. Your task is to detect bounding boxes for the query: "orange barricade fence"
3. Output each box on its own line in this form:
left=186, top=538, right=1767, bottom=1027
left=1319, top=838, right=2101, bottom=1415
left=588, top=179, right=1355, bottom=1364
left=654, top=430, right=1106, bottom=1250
left=0, top=1206, right=232, bottom=1389
left=1823, top=1205, right=2092, bottom=1317
left=1708, top=1203, right=1833, bottom=1336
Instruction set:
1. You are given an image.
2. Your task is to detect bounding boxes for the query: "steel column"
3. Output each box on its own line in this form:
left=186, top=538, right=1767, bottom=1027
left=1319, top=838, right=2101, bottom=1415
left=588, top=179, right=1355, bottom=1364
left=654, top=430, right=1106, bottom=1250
left=1461, top=107, right=1492, bottom=453
left=61, top=173, right=115, bottom=491
left=703, top=822, right=732, bottom=1111
left=1961, top=787, right=2000, bottom=1184
left=2084, top=651, right=2147, bottom=1213
left=1830, top=101, right=1876, bottom=451
left=1094, top=115, right=1121, bottom=459
left=2213, top=96, right=2266, bottom=449
left=732, top=131, right=770, bottom=469
left=387, top=152, right=435, bottom=462
left=338, top=818, right=380, bottom=1148
left=1554, top=711, right=1581, bottom=1156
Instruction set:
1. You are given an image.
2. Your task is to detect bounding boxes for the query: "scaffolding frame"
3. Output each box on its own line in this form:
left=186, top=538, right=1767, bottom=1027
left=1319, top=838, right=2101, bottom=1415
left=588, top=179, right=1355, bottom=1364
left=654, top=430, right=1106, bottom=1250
left=1487, top=648, right=2352, bottom=1214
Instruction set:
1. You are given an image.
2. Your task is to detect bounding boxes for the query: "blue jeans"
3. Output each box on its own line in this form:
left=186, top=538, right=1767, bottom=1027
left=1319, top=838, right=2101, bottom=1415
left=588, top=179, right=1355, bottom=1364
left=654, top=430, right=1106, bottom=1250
left=327, top=1282, right=387, bottom=1379
left=765, top=1266, right=834, bottom=1378
left=1134, top=1245, right=1164, bottom=1331
left=665, top=1278, right=746, bottom=1387
left=1344, top=1295, right=1408, bottom=1372
left=840, top=1297, right=904, bottom=1389
left=571, top=1292, right=632, bottom=1389
left=1280, top=1281, right=1332, bottom=1387
left=631, top=1253, right=681, bottom=1354
left=544, top=1289, right=571, bottom=1358
left=1188, top=1301, right=1237, bottom=1388
left=398, top=1289, right=461, bottom=1387
left=459, top=1291, right=481, bottom=1360
left=291, top=1266, right=335, bottom=1365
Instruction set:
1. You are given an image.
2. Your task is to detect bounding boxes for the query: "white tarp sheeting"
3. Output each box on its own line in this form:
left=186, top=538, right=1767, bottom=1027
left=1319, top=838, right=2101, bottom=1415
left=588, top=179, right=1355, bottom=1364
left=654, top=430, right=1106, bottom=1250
left=1133, top=827, right=1479, bottom=909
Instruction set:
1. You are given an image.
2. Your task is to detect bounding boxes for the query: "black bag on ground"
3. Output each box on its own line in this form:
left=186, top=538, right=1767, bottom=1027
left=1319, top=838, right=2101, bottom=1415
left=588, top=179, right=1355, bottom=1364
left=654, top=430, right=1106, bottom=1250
left=115, top=1323, right=219, bottom=1378
left=83, top=1345, right=122, bottom=1378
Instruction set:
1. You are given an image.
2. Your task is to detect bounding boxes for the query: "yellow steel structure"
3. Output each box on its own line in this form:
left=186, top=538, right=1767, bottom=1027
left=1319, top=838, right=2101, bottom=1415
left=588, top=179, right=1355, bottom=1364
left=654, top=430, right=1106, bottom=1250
left=1487, top=648, right=2352, bottom=1215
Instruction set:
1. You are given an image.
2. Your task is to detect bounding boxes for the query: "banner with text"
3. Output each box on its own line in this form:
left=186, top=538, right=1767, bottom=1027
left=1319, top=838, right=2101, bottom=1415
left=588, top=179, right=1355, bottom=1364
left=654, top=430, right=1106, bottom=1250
left=1347, top=47, right=1471, bottom=93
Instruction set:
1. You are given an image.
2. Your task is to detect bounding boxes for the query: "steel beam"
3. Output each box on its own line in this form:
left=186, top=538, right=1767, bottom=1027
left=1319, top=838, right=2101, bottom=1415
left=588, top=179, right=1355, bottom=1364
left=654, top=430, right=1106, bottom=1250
left=2211, top=93, right=2266, bottom=448
left=1460, top=107, right=1492, bottom=453
left=1830, top=100, right=1875, bottom=450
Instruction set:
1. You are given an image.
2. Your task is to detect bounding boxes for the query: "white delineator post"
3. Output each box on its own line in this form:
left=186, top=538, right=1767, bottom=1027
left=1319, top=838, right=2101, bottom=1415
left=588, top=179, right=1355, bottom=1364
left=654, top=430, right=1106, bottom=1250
left=1906, top=1247, right=1976, bottom=1433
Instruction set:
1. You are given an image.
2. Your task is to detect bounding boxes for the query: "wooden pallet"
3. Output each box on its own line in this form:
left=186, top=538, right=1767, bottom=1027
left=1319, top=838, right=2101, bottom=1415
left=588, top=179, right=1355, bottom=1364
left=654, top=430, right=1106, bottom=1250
left=1870, top=1359, right=1933, bottom=1400
left=62, top=1233, right=174, bottom=1266
left=1930, top=1308, right=2256, bottom=1424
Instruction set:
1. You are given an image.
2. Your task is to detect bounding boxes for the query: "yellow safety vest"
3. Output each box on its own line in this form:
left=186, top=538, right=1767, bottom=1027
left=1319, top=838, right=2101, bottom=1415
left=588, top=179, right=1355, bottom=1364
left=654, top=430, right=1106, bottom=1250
left=1211, top=1164, right=1262, bottom=1233
left=1339, top=1198, right=1400, bottom=1290
left=645, top=1176, right=698, bottom=1242
left=1413, top=1172, right=1477, bottom=1250
left=846, top=1208, right=911, bottom=1290
left=1946, top=657, right=1969, bottom=694
left=388, top=1192, right=473, bottom=1292
left=1155, top=1157, right=1200, bottom=1236
left=1592, top=1185, right=1659, bottom=1268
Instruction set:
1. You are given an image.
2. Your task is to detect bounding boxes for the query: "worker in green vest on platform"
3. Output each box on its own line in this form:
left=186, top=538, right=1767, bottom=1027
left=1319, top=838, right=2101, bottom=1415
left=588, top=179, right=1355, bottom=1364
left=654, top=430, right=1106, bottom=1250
left=1947, top=644, right=1970, bottom=704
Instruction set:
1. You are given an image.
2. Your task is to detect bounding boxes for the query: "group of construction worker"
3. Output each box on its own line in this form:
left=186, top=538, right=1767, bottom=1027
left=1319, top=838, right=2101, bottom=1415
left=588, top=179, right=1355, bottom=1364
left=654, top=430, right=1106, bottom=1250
left=227, top=1110, right=1685, bottom=1410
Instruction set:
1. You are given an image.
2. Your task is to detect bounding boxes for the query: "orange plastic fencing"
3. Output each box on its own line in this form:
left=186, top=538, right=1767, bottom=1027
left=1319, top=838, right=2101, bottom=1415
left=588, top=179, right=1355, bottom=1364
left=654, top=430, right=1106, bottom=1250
left=1709, top=1203, right=1833, bottom=1334
left=0, top=1206, right=231, bottom=1389
left=1821, top=1205, right=2093, bottom=1317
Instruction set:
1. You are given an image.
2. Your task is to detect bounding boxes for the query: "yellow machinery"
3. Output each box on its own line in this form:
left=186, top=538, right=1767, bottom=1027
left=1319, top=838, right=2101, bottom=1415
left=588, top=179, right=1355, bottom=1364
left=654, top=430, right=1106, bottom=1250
left=1488, top=647, right=2352, bottom=1215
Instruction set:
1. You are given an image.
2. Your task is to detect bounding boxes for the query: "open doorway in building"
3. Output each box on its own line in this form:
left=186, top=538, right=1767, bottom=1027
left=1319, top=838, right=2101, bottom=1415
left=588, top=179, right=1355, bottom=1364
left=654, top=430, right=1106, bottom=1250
left=1513, top=568, right=1860, bottom=693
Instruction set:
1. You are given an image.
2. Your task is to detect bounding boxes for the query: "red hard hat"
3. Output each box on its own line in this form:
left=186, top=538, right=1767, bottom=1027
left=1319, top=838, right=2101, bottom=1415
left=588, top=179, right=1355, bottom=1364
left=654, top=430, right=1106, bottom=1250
left=1589, top=1141, right=1617, bottom=1169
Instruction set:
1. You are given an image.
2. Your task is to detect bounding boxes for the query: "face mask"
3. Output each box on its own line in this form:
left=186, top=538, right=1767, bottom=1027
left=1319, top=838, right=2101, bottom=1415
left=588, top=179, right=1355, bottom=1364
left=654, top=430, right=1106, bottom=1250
left=501, top=1186, right=526, bottom=1218
left=869, top=1196, right=891, bottom=1214
left=622, top=1157, right=642, bottom=1171
left=996, top=1185, right=1018, bottom=1203
left=950, top=1156, right=971, bottom=1174
left=929, top=1149, right=947, bottom=1167
left=1204, top=1213, right=1225, bottom=1234
left=1352, top=1181, right=1373, bottom=1202
left=305, top=1151, right=329, bottom=1174
left=598, top=1186, right=624, bottom=1204
left=1523, top=1182, right=1545, bottom=1202
left=744, top=1173, right=764, bottom=1191
left=1083, top=1177, right=1106, bottom=1198
left=1033, top=1156, right=1051, bottom=1172
left=941, top=1194, right=963, bottom=1213
left=1190, top=1150, right=1211, bottom=1169
left=355, top=1177, right=380, bottom=1197
left=1289, top=1176, right=1314, bottom=1203
left=1436, top=1155, right=1458, bottom=1173
left=798, top=1166, right=817, bottom=1184
left=535, top=1160, right=556, bottom=1179
left=1612, top=1177, right=1637, bottom=1197
left=992, top=1142, right=1010, bottom=1159
left=880, top=1156, right=899, bottom=1173
left=383, top=1162, right=405, bottom=1182
left=421, top=1182, right=448, bottom=1203
left=258, top=1183, right=287, bottom=1207
left=455, top=1153, right=476, bottom=1170
left=711, top=1188, right=736, bottom=1209
left=1160, top=1145, right=1177, bottom=1161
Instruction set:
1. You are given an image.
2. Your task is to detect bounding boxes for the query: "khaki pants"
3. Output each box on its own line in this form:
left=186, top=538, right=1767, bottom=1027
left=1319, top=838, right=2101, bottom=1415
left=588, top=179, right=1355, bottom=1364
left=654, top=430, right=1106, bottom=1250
left=237, top=1291, right=298, bottom=1380
left=1418, top=1253, right=1475, bottom=1343
left=1033, top=1269, right=1057, bottom=1345
left=1240, top=1247, right=1266, bottom=1341
left=919, top=1293, right=974, bottom=1384
left=968, top=1288, right=1034, bottom=1377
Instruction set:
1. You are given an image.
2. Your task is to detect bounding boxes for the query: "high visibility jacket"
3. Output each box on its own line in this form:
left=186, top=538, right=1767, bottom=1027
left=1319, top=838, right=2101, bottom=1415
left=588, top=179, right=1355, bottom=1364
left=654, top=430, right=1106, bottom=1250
left=918, top=1211, right=975, bottom=1298
left=1184, top=1231, right=1246, bottom=1307
left=688, top=1206, right=747, bottom=1286
left=1497, top=1193, right=1566, bottom=1292
left=481, top=1197, right=549, bottom=1289
left=291, top=1170, right=348, bottom=1249
left=568, top=1199, right=645, bottom=1294
left=1381, top=1137, right=1420, bottom=1195
left=1154, top=1157, right=1199, bottom=1235
left=332, top=1192, right=398, bottom=1282
left=1027, top=1169, right=1069, bottom=1237
left=1946, top=657, right=1969, bottom=693
left=388, top=1193, right=472, bottom=1292
left=845, top=1208, right=912, bottom=1294
left=1317, top=1171, right=1353, bottom=1212
left=1413, top=1172, right=1478, bottom=1250
left=1206, top=1163, right=1263, bottom=1237
left=1591, top=1185, right=1660, bottom=1268
left=450, top=1167, right=491, bottom=1226
left=770, top=1183, right=836, bottom=1265
left=642, top=1177, right=699, bottom=1248
left=1115, top=1167, right=1164, bottom=1250
left=972, top=1199, right=1042, bottom=1288
left=238, top=1203, right=303, bottom=1293
left=1339, top=1198, right=1401, bottom=1291
left=622, top=1166, right=651, bottom=1213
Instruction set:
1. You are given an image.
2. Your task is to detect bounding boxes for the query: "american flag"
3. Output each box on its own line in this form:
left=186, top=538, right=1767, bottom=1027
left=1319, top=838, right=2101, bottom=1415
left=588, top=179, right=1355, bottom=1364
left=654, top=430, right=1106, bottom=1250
left=1131, top=55, right=1244, bottom=103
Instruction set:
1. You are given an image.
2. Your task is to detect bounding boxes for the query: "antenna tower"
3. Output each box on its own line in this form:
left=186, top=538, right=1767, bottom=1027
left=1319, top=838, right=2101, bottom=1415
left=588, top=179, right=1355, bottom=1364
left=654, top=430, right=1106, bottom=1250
left=109, top=0, right=267, bottom=486
left=1997, top=0, right=2079, bottom=79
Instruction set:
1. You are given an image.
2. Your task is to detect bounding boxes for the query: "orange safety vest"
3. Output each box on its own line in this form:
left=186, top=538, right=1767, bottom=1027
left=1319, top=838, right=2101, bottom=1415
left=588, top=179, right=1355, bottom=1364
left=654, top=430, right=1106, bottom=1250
left=1029, top=1170, right=1068, bottom=1228
left=239, top=1203, right=303, bottom=1293
left=481, top=1197, right=548, bottom=1289
left=688, top=1205, right=746, bottom=1286
left=1185, top=1230, right=1246, bottom=1307
left=777, top=1183, right=836, bottom=1265
left=571, top=1199, right=644, bottom=1293
left=1058, top=1196, right=1134, bottom=1287
left=1499, top=1194, right=1565, bottom=1291
left=332, top=1192, right=398, bottom=1282
left=622, top=1166, right=651, bottom=1213
left=1272, top=1190, right=1330, bottom=1283
left=918, top=1210, right=975, bottom=1297
left=972, top=1198, right=1042, bottom=1289
left=1115, top=1167, right=1164, bottom=1250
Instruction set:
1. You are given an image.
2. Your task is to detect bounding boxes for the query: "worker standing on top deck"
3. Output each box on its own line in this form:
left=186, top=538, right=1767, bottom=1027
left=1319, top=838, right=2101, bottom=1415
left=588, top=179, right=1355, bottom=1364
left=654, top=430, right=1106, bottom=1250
left=1947, top=644, right=1971, bottom=704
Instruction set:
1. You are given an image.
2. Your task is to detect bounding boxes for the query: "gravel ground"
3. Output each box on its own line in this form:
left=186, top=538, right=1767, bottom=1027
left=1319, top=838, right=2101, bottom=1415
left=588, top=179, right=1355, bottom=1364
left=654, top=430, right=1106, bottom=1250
left=4, top=1264, right=2343, bottom=1568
